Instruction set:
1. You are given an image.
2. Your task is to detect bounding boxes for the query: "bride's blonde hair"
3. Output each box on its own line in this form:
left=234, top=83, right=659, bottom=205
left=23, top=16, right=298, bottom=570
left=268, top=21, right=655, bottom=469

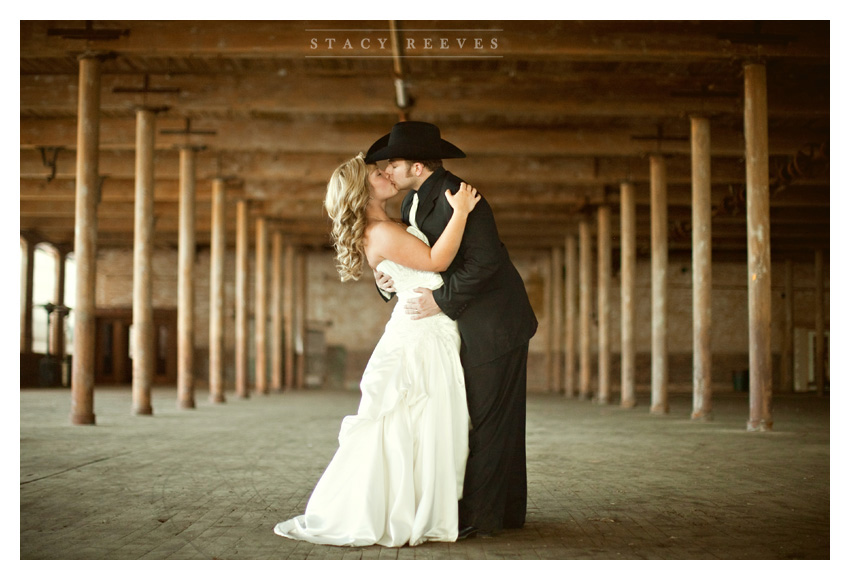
left=324, top=153, right=372, bottom=281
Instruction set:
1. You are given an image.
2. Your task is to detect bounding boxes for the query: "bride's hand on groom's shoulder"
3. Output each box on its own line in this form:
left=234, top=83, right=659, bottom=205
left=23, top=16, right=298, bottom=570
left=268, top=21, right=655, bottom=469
left=445, top=182, right=480, bottom=215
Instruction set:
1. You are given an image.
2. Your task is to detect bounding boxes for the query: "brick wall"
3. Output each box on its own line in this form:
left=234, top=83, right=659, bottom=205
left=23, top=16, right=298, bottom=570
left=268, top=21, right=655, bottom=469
left=91, top=246, right=829, bottom=394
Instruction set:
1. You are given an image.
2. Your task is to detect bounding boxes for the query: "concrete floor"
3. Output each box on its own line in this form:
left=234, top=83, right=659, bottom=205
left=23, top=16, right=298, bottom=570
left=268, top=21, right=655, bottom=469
left=20, top=385, right=830, bottom=562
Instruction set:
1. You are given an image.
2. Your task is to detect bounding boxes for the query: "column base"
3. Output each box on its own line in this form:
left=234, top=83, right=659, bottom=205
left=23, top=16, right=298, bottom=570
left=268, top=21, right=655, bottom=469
left=133, top=406, right=153, bottom=416
left=747, top=420, right=773, bottom=432
left=210, top=394, right=226, bottom=404
left=620, top=399, right=636, bottom=409
left=178, top=400, right=196, bottom=410
left=691, top=409, right=713, bottom=421
left=649, top=404, right=669, bottom=415
left=70, top=413, right=95, bottom=425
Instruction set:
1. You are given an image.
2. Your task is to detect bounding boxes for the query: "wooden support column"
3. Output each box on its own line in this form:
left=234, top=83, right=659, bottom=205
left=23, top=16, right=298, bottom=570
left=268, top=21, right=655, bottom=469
left=20, top=235, right=36, bottom=354
left=70, top=54, right=104, bottom=425
left=814, top=250, right=825, bottom=396
left=619, top=183, right=636, bottom=408
left=271, top=230, right=284, bottom=392
left=131, top=107, right=160, bottom=416
left=597, top=205, right=611, bottom=404
left=578, top=218, right=592, bottom=400
left=294, top=250, right=307, bottom=389
left=177, top=146, right=201, bottom=410
left=544, top=250, right=552, bottom=392
left=49, top=246, right=70, bottom=361
left=234, top=199, right=249, bottom=399
left=283, top=243, right=296, bottom=389
left=781, top=260, right=794, bottom=393
left=550, top=246, right=563, bottom=393
left=650, top=154, right=669, bottom=415
left=691, top=116, right=713, bottom=421
left=255, top=217, right=269, bottom=395
left=744, top=62, right=773, bottom=431
left=564, top=235, right=578, bottom=398
left=209, top=178, right=226, bottom=403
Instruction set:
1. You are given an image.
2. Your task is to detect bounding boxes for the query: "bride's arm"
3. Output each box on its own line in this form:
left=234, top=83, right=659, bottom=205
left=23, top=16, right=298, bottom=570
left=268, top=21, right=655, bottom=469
left=368, top=183, right=480, bottom=273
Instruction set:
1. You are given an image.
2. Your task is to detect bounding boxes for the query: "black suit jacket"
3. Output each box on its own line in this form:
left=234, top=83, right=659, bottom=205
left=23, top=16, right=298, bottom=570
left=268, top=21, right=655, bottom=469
left=395, top=168, right=538, bottom=368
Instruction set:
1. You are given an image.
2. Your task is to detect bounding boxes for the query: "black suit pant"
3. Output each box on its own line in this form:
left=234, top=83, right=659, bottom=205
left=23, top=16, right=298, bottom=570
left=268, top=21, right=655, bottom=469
left=458, top=343, right=529, bottom=534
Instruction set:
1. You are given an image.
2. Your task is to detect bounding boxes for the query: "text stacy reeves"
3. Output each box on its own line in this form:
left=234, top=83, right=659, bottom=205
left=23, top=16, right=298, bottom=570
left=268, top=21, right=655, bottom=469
left=309, top=36, right=500, bottom=51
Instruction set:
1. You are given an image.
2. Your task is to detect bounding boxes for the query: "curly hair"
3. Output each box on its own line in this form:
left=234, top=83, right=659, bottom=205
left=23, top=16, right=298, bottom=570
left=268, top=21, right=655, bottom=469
left=324, top=153, right=372, bottom=281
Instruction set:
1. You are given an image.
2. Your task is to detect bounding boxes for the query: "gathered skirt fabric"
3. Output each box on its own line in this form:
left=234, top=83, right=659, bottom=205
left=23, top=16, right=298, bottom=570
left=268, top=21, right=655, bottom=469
left=274, top=291, right=469, bottom=547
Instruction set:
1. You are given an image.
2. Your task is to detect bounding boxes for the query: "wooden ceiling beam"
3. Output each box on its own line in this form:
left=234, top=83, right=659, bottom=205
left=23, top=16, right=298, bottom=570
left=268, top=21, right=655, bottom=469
left=19, top=148, right=830, bottom=187
left=20, top=117, right=827, bottom=157
left=19, top=197, right=828, bottom=229
left=21, top=227, right=826, bottom=255
left=20, top=176, right=829, bottom=210
left=21, top=209, right=828, bottom=237
left=20, top=74, right=827, bottom=120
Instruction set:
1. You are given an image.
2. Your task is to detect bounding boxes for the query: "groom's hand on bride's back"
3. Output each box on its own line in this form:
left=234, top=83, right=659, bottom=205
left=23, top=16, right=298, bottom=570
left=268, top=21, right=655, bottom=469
left=405, top=287, right=442, bottom=320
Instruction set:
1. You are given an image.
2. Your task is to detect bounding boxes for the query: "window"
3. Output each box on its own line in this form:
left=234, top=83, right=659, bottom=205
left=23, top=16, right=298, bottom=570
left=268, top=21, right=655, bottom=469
left=31, top=244, right=57, bottom=355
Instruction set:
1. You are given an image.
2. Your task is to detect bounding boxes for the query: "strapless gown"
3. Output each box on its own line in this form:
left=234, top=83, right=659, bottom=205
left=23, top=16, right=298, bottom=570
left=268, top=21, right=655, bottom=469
left=273, top=226, right=469, bottom=547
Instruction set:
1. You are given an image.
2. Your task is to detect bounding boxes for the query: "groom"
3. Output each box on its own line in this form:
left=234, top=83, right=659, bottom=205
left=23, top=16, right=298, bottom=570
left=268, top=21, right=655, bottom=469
left=365, top=121, right=538, bottom=538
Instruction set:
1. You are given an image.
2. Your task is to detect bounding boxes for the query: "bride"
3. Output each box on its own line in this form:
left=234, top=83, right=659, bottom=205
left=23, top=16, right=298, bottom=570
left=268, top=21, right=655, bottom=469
left=273, top=153, right=480, bottom=547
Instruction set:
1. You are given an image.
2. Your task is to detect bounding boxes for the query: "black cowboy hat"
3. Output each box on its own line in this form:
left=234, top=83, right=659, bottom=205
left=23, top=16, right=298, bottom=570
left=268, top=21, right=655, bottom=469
left=364, top=121, right=466, bottom=164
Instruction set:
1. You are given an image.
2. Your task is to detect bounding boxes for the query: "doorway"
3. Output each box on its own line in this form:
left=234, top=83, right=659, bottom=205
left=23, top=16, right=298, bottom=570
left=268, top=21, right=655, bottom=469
left=95, top=308, right=177, bottom=385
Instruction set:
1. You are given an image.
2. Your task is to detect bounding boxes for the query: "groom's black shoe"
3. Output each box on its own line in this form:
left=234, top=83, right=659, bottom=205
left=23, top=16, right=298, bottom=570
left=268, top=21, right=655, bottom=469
left=458, top=525, right=479, bottom=540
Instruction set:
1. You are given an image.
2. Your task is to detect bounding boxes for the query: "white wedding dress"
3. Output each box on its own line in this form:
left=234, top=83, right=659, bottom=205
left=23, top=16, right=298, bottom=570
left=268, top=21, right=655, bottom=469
left=274, top=226, right=470, bottom=547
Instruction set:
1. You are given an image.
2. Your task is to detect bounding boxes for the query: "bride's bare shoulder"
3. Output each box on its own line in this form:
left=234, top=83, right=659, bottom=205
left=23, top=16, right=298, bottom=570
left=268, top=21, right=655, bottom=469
left=366, top=219, right=404, bottom=241
left=364, top=220, right=403, bottom=269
